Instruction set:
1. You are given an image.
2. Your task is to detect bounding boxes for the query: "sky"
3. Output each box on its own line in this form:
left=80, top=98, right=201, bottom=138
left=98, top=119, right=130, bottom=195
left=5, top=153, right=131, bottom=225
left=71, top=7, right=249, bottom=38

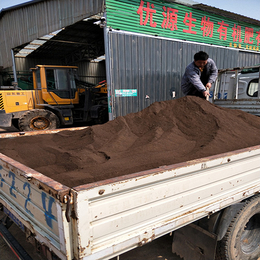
left=0, top=0, right=259, bottom=21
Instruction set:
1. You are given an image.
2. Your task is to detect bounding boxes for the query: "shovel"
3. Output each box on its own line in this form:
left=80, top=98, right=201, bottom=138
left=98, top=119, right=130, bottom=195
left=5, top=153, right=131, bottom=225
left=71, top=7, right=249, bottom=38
left=206, top=87, right=209, bottom=101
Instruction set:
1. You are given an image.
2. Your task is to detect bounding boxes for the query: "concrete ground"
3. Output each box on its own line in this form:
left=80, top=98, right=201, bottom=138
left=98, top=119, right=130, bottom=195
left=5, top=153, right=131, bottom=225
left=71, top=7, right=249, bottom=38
left=0, top=126, right=182, bottom=260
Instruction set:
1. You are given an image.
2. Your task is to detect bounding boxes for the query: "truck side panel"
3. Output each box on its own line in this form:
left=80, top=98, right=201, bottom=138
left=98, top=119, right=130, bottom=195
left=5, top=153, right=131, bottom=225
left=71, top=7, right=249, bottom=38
left=0, top=153, right=71, bottom=260
left=72, top=146, right=260, bottom=259
left=213, top=99, right=260, bottom=116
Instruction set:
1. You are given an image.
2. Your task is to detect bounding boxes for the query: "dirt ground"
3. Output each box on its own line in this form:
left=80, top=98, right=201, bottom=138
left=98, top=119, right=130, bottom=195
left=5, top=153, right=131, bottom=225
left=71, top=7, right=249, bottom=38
left=0, top=96, right=260, bottom=188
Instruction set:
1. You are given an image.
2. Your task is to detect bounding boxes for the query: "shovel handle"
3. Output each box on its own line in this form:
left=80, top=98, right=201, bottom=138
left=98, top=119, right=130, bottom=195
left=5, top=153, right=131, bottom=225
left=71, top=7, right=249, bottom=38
left=206, top=87, right=209, bottom=101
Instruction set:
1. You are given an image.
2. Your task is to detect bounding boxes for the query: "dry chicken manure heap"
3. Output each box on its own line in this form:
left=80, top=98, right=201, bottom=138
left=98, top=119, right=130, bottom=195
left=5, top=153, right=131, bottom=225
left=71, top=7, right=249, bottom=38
left=0, top=96, right=260, bottom=188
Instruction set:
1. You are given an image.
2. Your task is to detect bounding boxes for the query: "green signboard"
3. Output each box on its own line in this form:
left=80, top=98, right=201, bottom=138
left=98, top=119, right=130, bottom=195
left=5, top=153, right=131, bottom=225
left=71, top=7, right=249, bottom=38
left=106, top=0, right=260, bottom=52
left=115, top=89, right=138, bottom=97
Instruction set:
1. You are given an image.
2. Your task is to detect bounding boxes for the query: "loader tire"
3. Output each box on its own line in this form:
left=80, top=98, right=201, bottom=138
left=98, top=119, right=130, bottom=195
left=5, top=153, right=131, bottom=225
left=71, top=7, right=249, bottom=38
left=94, top=106, right=108, bottom=125
left=18, top=109, right=60, bottom=131
left=215, top=195, right=260, bottom=260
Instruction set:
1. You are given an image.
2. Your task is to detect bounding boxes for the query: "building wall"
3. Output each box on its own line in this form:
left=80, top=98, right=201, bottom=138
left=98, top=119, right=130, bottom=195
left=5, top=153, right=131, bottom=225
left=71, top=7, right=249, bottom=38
left=2, top=57, right=106, bottom=87
left=0, top=0, right=105, bottom=68
left=238, top=51, right=260, bottom=67
left=76, top=61, right=106, bottom=85
left=108, top=31, right=260, bottom=118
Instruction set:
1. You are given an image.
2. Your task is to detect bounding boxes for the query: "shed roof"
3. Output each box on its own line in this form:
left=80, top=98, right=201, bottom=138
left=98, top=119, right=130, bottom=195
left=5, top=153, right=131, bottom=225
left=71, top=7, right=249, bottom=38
left=0, top=0, right=43, bottom=18
left=13, top=18, right=105, bottom=62
left=193, top=3, right=260, bottom=26
left=0, top=0, right=105, bottom=67
left=1, top=0, right=258, bottom=25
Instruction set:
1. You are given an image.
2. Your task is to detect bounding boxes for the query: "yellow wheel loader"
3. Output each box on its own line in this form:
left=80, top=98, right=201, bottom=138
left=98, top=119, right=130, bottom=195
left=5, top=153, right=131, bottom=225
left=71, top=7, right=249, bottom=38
left=0, top=65, right=108, bottom=131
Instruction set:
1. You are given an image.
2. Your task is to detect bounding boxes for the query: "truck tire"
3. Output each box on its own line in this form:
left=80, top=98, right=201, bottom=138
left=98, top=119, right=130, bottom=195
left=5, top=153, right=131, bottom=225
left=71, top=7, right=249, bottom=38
left=18, top=109, right=60, bottom=131
left=216, top=195, right=260, bottom=260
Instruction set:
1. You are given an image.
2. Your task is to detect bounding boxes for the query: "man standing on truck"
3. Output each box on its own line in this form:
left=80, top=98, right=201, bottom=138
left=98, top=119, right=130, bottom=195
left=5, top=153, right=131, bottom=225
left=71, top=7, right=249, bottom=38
left=181, top=51, right=218, bottom=99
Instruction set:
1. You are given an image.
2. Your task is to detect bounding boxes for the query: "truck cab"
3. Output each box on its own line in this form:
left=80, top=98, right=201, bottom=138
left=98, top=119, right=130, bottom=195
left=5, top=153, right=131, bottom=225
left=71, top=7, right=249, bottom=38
left=212, top=65, right=260, bottom=116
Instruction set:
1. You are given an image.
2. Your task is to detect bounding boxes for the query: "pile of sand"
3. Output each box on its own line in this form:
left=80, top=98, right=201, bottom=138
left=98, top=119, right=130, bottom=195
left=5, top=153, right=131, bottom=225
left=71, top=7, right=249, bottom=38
left=0, top=96, right=260, bottom=187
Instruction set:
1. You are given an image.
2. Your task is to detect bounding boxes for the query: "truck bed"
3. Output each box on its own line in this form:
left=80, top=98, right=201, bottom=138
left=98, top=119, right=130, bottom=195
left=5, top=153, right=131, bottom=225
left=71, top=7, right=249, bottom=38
left=213, top=99, right=260, bottom=116
left=1, top=128, right=260, bottom=259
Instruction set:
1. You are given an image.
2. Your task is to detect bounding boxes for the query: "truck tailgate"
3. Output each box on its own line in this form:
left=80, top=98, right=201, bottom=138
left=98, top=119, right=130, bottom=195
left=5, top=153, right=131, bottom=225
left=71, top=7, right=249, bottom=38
left=72, top=145, right=260, bottom=259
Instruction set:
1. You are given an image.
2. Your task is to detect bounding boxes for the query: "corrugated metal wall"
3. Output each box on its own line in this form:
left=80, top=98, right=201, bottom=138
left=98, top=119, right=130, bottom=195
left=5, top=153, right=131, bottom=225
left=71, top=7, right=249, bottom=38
left=108, top=31, right=260, bottom=118
left=0, top=0, right=104, bottom=67
left=15, top=57, right=63, bottom=71
left=2, top=57, right=106, bottom=87
left=238, top=51, right=260, bottom=67
left=76, top=61, right=106, bottom=85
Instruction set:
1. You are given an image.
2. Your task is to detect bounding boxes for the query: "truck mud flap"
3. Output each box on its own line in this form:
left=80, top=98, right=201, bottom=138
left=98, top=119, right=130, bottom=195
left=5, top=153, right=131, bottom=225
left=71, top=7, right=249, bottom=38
left=0, top=111, right=12, bottom=127
left=172, top=223, right=217, bottom=260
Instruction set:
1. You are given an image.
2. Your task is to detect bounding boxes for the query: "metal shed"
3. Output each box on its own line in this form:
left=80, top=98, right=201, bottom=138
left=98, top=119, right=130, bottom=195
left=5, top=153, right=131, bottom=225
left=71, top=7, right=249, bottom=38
left=1, top=0, right=260, bottom=121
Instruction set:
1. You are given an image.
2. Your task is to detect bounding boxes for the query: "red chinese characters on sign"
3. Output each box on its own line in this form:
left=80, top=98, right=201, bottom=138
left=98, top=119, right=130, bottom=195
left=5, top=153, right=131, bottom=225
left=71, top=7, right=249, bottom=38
left=256, top=31, right=260, bottom=46
left=161, top=6, right=178, bottom=31
left=137, top=0, right=157, bottom=27
left=183, top=12, right=197, bottom=34
left=136, top=1, right=259, bottom=51
left=232, top=24, right=242, bottom=42
left=217, top=21, right=229, bottom=40
left=244, top=27, right=254, bottom=44
left=201, top=16, right=214, bottom=37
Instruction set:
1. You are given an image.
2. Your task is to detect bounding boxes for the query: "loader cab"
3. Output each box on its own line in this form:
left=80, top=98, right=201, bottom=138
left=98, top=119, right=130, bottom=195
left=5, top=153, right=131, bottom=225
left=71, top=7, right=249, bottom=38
left=32, top=65, right=79, bottom=106
left=45, top=68, right=77, bottom=99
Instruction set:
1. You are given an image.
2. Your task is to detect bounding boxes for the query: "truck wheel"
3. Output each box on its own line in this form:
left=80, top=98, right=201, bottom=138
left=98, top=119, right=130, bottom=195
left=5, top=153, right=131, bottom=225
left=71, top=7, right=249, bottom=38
left=18, top=109, right=60, bottom=131
left=216, top=195, right=260, bottom=260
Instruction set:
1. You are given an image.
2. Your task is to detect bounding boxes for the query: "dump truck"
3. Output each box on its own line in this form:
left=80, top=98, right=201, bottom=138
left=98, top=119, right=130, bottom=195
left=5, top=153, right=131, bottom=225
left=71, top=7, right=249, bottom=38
left=1, top=127, right=260, bottom=260
left=0, top=65, right=108, bottom=131
left=212, top=65, right=260, bottom=116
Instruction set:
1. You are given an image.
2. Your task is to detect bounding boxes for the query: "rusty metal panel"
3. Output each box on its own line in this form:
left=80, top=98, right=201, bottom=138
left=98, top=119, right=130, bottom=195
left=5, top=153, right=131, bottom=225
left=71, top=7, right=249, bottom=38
left=0, top=0, right=105, bottom=67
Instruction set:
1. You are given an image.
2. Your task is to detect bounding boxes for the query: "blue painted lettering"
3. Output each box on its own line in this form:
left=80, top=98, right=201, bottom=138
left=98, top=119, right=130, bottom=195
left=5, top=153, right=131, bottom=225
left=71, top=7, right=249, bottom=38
left=23, top=183, right=34, bottom=217
left=9, top=171, right=16, bottom=198
left=41, top=192, right=55, bottom=228
left=0, top=173, right=5, bottom=187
